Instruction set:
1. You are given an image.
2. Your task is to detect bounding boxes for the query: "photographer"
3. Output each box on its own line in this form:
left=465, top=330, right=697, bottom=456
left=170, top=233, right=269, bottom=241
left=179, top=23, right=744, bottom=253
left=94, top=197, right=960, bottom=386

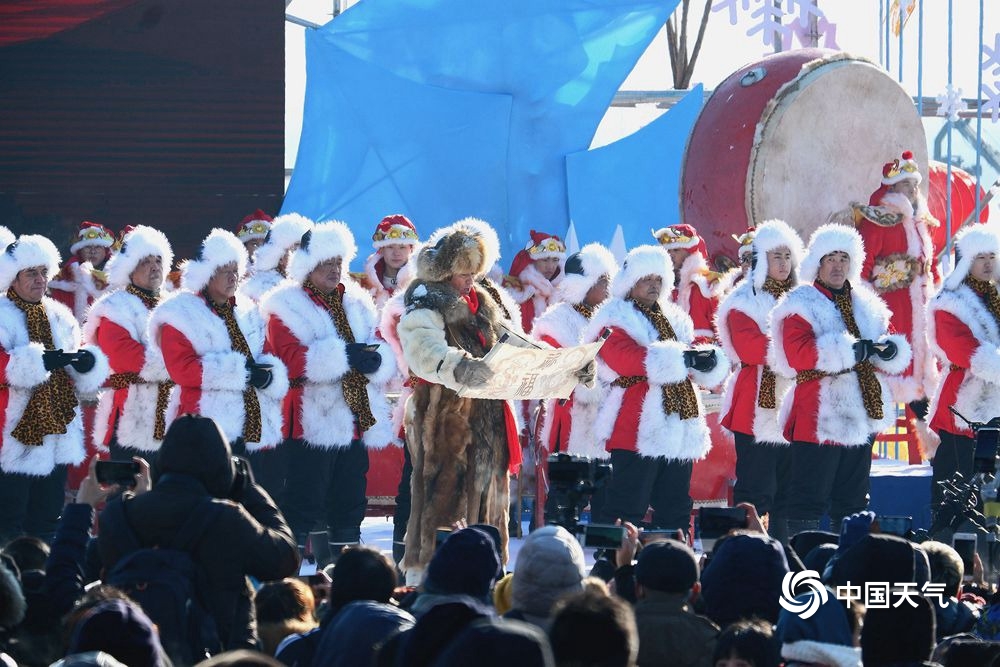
left=926, top=224, right=1000, bottom=509
left=97, top=414, right=299, bottom=655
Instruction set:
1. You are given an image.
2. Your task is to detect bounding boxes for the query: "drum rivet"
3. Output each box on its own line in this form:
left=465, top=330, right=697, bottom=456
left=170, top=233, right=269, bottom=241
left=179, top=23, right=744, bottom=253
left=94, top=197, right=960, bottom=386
left=740, top=67, right=767, bottom=87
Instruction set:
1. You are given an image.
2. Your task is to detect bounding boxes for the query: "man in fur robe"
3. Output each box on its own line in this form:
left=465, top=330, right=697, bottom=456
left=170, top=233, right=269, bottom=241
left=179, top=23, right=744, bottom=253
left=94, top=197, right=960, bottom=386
left=84, top=225, right=175, bottom=461
left=856, top=150, right=940, bottom=450
left=585, top=245, right=729, bottom=531
left=503, top=230, right=566, bottom=333
left=261, top=222, right=396, bottom=551
left=397, top=220, right=523, bottom=578
left=715, top=219, right=804, bottom=542
left=148, top=229, right=289, bottom=465
left=49, top=220, right=115, bottom=322
left=240, top=213, right=313, bottom=303
left=926, top=224, right=1000, bottom=508
left=769, top=224, right=911, bottom=536
left=653, top=224, right=721, bottom=343
left=0, top=234, right=109, bottom=541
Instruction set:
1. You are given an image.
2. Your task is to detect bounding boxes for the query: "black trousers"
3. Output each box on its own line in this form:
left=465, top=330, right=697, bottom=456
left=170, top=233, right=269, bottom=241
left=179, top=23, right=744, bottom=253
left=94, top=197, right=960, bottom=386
left=733, top=432, right=791, bottom=519
left=0, top=464, right=68, bottom=544
left=932, top=430, right=975, bottom=507
left=392, top=443, right=413, bottom=563
left=595, top=449, right=693, bottom=531
left=785, top=439, right=873, bottom=528
left=280, top=437, right=369, bottom=547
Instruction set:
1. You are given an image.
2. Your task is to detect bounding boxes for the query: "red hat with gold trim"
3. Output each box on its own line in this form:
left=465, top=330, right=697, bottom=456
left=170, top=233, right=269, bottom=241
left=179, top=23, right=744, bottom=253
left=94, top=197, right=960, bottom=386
left=507, top=230, right=566, bottom=279
left=653, top=223, right=708, bottom=260
left=880, top=150, right=922, bottom=186
left=372, top=214, right=419, bottom=248
left=732, top=226, right=756, bottom=261
left=70, top=221, right=115, bottom=255
left=235, top=210, right=273, bottom=243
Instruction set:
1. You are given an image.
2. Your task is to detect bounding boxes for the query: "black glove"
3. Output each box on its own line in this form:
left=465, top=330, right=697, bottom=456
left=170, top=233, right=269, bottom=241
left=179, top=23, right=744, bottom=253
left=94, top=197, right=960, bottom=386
left=454, top=357, right=494, bottom=387
left=247, top=362, right=273, bottom=390
left=229, top=455, right=256, bottom=502
left=875, top=340, right=898, bottom=361
left=346, top=343, right=382, bottom=375
left=69, top=349, right=96, bottom=373
left=42, top=349, right=73, bottom=371
left=683, top=349, right=717, bottom=373
left=853, top=339, right=877, bottom=364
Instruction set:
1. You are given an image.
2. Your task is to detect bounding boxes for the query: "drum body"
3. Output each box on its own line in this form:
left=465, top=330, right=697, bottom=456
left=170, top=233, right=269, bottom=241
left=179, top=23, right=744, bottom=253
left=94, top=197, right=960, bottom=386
left=682, top=48, right=927, bottom=267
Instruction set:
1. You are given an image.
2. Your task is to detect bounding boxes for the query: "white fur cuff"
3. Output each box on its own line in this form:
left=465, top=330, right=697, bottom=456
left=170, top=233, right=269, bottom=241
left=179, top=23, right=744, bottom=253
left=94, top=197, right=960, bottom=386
left=139, top=346, right=169, bottom=383
left=200, top=350, right=250, bottom=390
left=5, top=343, right=49, bottom=388
left=255, top=353, right=289, bottom=401
left=970, top=344, right=1000, bottom=386
left=644, top=340, right=689, bottom=385
left=365, top=342, right=398, bottom=385
left=305, top=336, right=349, bottom=383
left=690, top=345, right=729, bottom=388
left=67, top=344, right=111, bottom=396
left=872, top=334, right=911, bottom=375
left=815, top=331, right=857, bottom=373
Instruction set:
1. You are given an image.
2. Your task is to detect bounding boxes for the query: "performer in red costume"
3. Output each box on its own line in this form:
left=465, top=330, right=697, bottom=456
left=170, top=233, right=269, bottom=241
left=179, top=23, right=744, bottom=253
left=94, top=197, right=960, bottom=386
left=503, top=230, right=566, bottom=333
left=49, top=220, right=115, bottom=322
left=240, top=213, right=313, bottom=303
left=856, top=150, right=940, bottom=449
left=926, top=224, right=1000, bottom=508
left=235, top=209, right=274, bottom=260
left=769, top=224, right=911, bottom=536
left=85, top=225, right=174, bottom=461
left=355, top=214, right=420, bottom=308
left=716, top=219, right=804, bottom=542
left=653, top=224, right=721, bottom=343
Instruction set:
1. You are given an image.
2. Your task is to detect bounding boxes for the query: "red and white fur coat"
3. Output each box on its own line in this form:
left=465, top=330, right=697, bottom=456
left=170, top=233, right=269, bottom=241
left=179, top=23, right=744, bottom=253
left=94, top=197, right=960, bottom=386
left=0, top=296, right=109, bottom=475
left=673, top=252, right=719, bottom=342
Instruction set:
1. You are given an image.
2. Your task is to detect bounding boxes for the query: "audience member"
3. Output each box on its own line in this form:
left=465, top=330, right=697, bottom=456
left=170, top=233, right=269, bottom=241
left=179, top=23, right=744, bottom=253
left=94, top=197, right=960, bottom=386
left=254, top=579, right=318, bottom=656
left=64, top=598, right=169, bottom=667
left=712, top=618, right=781, bottom=667
left=549, top=587, right=638, bottom=667
left=861, top=596, right=936, bottom=667
left=314, top=600, right=414, bottom=667
left=631, top=539, right=717, bottom=667
left=700, top=532, right=789, bottom=627
left=434, top=616, right=555, bottom=667
left=507, top=526, right=586, bottom=629
left=775, top=588, right=862, bottom=667
left=921, top=540, right=981, bottom=640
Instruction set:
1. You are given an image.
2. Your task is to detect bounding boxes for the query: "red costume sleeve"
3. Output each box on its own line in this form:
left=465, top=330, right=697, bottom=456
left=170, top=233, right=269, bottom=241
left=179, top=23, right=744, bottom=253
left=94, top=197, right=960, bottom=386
left=160, top=325, right=204, bottom=387
left=265, top=317, right=306, bottom=379
left=933, top=310, right=978, bottom=368
left=782, top=314, right=819, bottom=371
left=96, top=320, right=145, bottom=374
left=727, top=310, right=768, bottom=365
left=598, top=327, right=649, bottom=376
left=858, top=220, right=881, bottom=282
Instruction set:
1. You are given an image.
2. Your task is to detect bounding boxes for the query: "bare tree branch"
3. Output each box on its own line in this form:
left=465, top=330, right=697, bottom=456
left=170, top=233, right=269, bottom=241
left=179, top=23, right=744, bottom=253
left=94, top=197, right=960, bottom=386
left=681, top=0, right=713, bottom=88
left=664, top=0, right=713, bottom=90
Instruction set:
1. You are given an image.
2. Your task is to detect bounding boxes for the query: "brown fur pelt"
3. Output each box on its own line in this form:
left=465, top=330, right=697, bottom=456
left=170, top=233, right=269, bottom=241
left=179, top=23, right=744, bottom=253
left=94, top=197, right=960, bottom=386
left=415, top=229, right=487, bottom=282
left=402, top=279, right=511, bottom=574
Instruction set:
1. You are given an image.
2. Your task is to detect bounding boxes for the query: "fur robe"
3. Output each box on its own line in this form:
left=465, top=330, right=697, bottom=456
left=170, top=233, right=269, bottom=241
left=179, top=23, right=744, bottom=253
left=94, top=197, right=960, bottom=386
left=768, top=282, right=911, bottom=446
left=0, top=295, right=109, bottom=475
left=397, top=280, right=514, bottom=573
left=84, top=287, right=170, bottom=452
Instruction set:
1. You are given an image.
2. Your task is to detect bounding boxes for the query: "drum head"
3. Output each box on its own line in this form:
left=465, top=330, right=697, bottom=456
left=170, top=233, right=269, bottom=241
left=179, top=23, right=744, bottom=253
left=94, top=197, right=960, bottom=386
left=749, top=54, right=927, bottom=241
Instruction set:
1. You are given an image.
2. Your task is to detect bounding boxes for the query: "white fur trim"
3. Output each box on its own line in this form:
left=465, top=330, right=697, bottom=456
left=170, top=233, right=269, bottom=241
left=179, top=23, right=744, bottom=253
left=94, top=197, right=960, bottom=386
left=426, top=218, right=502, bottom=274
left=815, top=331, right=857, bottom=373
left=612, top=245, right=673, bottom=301
left=533, top=303, right=588, bottom=348
left=105, top=226, right=173, bottom=289
left=798, top=224, right=865, bottom=284
left=378, top=292, right=408, bottom=377
left=5, top=343, right=48, bottom=389
left=644, top=340, right=689, bottom=384
left=66, top=343, right=110, bottom=397
left=362, top=251, right=416, bottom=308
left=0, top=235, right=61, bottom=292
left=287, top=221, right=357, bottom=284
left=305, top=336, right=350, bottom=382
left=558, top=243, right=617, bottom=305
left=181, top=229, right=248, bottom=293
left=943, top=223, right=1000, bottom=290
left=871, top=333, right=912, bottom=376
left=240, top=270, right=288, bottom=303
left=0, top=227, right=13, bottom=251
left=252, top=213, right=312, bottom=273
left=689, top=343, right=730, bottom=388
left=781, top=640, right=862, bottom=667
left=749, top=219, right=804, bottom=290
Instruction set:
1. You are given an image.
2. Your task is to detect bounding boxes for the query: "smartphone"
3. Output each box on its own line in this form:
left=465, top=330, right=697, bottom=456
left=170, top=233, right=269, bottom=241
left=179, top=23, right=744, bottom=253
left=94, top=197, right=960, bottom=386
left=877, top=515, right=913, bottom=538
left=975, top=428, right=1000, bottom=474
left=94, top=460, right=140, bottom=487
left=583, top=524, right=626, bottom=549
left=953, top=532, right=978, bottom=581
left=698, top=506, right=748, bottom=552
left=637, top=529, right=681, bottom=545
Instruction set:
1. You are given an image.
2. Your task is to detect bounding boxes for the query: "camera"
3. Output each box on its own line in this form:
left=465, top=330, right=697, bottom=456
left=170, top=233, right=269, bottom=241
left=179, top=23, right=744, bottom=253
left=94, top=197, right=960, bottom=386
left=95, top=460, right=140, bottom=488
left=544, top=453, right=612, bottom=537
left=697, top=506, right=748, bottom=553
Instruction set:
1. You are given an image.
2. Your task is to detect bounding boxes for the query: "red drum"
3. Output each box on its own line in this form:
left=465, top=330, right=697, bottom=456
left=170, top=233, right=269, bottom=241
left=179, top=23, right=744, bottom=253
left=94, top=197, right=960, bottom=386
left=682, top=48, right=928, bottom=268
